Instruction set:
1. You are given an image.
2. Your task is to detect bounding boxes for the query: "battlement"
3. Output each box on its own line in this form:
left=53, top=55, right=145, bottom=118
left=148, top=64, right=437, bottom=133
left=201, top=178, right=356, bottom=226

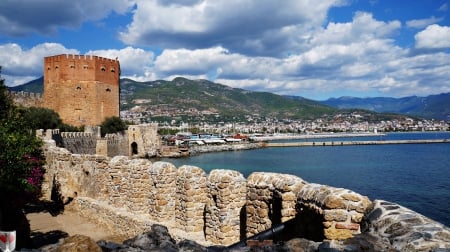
left=8, top=90, right=42, bottom=99
left=44, top=54, right=119, bottom=64
left=43, top=54, right=120, bottom=126
left=8, top=90, right=43, bottom=107
left=61, top=132, right=95, bottom=139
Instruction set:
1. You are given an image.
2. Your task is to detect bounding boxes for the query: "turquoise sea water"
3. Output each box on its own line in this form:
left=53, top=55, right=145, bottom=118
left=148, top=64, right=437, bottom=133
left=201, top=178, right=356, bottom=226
left=160, top=132, right=450, bottom=227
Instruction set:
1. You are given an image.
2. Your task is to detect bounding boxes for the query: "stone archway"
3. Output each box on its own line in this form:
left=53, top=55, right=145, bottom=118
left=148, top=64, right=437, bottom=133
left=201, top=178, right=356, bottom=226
left=131, top=142, right=138, bottom=155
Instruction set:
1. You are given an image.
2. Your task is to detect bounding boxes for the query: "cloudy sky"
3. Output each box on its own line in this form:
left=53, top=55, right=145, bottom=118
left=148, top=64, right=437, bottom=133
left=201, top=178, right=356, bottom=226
left=1, top=0, right=449, bottom=100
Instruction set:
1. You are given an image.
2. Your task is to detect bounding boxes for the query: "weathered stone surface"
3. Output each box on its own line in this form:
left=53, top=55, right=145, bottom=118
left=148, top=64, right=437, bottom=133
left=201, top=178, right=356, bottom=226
left=56, top=234, right=102, bottom=252
left=40, top=140, right=450, bottom=250
left=324, top=227, right=354, bottom=240
left=362, top=200, right=450, bottom=251
left=297, top=183, right=372, bottom=240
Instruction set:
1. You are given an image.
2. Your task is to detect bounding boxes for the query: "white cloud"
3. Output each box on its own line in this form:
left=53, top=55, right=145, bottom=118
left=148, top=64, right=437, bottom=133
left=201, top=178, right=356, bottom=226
left=86, top=47, right=155, bottom=77
left=119, top=0, right=345, bottom=56
left=2, top=1, right=450, bottom=99
left=438, top=3, right=448, bottom=12
left=415, top=24, right=450, bottom=49
left=406, top=16, right=443, bottom=29
left=0, top=0, right=134, bottom=36
left=0, top=43, right=78, bottom=76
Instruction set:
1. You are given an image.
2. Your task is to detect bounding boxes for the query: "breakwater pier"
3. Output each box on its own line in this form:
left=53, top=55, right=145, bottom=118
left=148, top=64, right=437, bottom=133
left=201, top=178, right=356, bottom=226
left=265, top=138, right=450, bottom=147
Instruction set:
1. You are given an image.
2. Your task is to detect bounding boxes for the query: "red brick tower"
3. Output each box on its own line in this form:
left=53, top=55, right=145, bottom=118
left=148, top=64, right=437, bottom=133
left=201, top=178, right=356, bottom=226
left=43, top=54, right=120, bottom=126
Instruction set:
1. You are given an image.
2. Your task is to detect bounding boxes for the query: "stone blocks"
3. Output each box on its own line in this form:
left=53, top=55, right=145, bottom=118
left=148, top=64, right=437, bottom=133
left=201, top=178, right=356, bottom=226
left=40, top=140, right=450, bottom=248
left=297, top=183, right=372, bottom=240
left=175, top=165, right=208, bottom=233
left=246, top=172, right=306, bottom=237
left=205, top=169, right=246, bottom=245
left=148, top=161, right=177, bottom=221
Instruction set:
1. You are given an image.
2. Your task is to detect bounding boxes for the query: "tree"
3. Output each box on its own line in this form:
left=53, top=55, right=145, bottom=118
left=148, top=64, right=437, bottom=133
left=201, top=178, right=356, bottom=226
left=100, top=116, right=127, bottom=136
left=0, top=66, right=14, bottom=119
left=18, top=106, right=83, bottom=132
left=0, top=66, right=45, bottom=249
left=19, top=107, right=63, bottom=130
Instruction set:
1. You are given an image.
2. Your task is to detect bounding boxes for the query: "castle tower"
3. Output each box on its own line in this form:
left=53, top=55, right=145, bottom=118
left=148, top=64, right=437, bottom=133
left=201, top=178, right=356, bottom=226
left=43, top=54, right=120, bottom=126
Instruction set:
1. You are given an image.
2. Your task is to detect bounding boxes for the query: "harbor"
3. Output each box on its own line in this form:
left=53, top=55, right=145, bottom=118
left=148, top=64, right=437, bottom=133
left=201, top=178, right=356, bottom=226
left=265, top=138, right=450, bottom=147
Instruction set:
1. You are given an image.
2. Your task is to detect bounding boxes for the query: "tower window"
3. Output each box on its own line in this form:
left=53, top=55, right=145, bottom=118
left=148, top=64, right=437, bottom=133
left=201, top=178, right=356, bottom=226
left=101, top=66, right=106, bottom=71
left=106, top=88, right=111, bottom=92
left=83, top=65, right=88, bottom=69
left=70, top=64, right=75, bottom=69
left=55, top=65, right=59, bottom=69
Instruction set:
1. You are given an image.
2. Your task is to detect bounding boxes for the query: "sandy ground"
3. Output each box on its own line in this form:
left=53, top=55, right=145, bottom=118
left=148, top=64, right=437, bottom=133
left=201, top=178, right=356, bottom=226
left=27, top=209, right=123, bottom=247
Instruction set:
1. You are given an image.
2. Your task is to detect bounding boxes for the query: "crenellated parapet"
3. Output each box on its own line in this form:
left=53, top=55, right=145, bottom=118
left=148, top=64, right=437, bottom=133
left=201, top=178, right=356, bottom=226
left=296, top=183, right=371, bottom=240
left=43, top=54, right=120, bottom=126
left=40, top=141, right=450, bottom=249
left=8, top=90, right=43, bottom=107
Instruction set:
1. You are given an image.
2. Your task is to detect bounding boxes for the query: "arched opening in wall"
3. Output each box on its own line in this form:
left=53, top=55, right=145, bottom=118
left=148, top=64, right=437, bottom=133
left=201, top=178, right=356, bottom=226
left=268, top=193, right=283, bottom=226
left=294, top=203, right=325, bottom=242
left=131, top=142, right=138, bottom=155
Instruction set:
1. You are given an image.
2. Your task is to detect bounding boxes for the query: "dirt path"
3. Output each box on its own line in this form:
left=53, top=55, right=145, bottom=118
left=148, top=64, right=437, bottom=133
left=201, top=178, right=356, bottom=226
left=27, top=208, right=123, bottom=248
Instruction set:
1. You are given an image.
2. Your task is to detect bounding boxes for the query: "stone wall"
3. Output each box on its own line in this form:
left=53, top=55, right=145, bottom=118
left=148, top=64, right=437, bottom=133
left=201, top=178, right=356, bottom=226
left=297, top=183, right=371, bottom=241
left=43, top=54, right=120, bottom=126
left=61, top=132, right=97, bottom=154
left=9, top=91, right=43, bottom=107
left=40, top=140, right=450, bottom=249
left=39, top=128, right=143, bottom=158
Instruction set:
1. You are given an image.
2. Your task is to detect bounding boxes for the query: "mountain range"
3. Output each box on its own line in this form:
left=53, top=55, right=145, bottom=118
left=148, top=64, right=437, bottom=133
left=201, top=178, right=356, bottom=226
left=8, top=77, right=450, bottom=121
left=320, top=94, right=450, bottom=120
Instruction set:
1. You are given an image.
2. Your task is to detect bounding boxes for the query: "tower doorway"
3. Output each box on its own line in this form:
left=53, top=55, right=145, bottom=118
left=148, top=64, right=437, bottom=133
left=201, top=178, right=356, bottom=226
left=131, top=142, right=138, bottom=155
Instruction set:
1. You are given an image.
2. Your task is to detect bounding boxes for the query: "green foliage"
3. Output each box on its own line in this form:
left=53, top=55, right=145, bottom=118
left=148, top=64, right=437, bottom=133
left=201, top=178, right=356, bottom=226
left=120, top=77, right=336, bottom=123
left=0, top=66, right=45, bottom=196
left=100, top=116, right=127, bottom=136
left=0, top=66, right=15, bottom=119
left=18, top=107, right=63, bottom=130
left=17, top=106, right=82, bottom=132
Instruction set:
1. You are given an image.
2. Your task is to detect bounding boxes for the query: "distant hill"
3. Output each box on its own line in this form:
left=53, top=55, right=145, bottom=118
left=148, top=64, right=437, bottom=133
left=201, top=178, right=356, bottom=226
left=321, top=93, right=450, bottom=120
left=8, top=77, right=44, bottom=93
left=120, top=77, right=336, bottom=121
left=10, top=76, right=446, bottom=121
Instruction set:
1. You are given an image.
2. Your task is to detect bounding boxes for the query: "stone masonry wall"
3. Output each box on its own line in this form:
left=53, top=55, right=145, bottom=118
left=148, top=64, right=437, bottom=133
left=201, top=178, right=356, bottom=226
left=40, top=140, right=450, bottom=249
left=9, top=91, right=43, bottom=108
left=246, top=172, right=306, bottom=237
left=297, top=183, right=371, bottom=240
left=205, top=169, right=247, bottom=244
left=175, top=165, right=208, bottom=233
left=61, top=132, right=97, bottom=154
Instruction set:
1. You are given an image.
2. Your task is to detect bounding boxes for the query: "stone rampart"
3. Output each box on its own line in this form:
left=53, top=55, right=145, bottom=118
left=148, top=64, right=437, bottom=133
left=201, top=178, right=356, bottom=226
left=60, top=132, right=97, bottom=154
left=8, top=90, right=43, bottom=107
left=297, top=183, right=371, bottom=240
left=40, top=140, right=450, bottom=250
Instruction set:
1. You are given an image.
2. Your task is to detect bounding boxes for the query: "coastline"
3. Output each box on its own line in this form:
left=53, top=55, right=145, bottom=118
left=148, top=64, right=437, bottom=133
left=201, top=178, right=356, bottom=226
left=248, top=132, right=385, bottom=141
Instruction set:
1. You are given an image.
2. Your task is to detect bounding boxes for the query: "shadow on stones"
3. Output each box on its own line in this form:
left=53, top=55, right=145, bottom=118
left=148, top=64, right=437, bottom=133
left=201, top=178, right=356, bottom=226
left=295, top=205, right=325, bottom=242
left=49, top=175, right=65, bottom=216
left=24, top=175, right=65, bottom=217
left=30, top=230, right=69, bottom=249
left=240, top=206, right=247, bottom=240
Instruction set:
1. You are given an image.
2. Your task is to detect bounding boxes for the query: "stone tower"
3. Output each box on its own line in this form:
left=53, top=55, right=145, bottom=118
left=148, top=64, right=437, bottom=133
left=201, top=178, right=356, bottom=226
left=43, top=54, right=120, bottom=126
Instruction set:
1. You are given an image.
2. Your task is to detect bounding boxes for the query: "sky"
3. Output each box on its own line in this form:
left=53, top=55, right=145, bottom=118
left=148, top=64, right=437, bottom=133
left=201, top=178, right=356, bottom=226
left=1, top=0, right=450, bottom=100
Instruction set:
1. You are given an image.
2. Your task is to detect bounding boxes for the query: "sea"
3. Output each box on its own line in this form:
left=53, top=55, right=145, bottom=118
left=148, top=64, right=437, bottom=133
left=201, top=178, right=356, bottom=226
left=160, top=132, right=450, bottom=227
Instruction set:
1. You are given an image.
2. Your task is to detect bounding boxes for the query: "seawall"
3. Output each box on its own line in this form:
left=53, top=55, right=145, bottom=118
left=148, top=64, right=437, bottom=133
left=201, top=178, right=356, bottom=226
left=266, top=139, right=450, bottom=147
left=40, top=139, right=450, bottom=250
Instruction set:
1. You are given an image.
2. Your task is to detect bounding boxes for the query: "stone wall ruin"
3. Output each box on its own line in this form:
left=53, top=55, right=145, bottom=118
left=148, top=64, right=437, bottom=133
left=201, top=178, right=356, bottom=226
left=40, top=139, right=450, bottom=250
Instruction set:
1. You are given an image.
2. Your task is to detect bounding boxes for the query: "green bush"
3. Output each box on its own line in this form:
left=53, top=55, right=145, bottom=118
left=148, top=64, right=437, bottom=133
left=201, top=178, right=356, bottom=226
left=0, top=67, right=44, bottom=195
left=100, top=116, right=127, bottom=136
